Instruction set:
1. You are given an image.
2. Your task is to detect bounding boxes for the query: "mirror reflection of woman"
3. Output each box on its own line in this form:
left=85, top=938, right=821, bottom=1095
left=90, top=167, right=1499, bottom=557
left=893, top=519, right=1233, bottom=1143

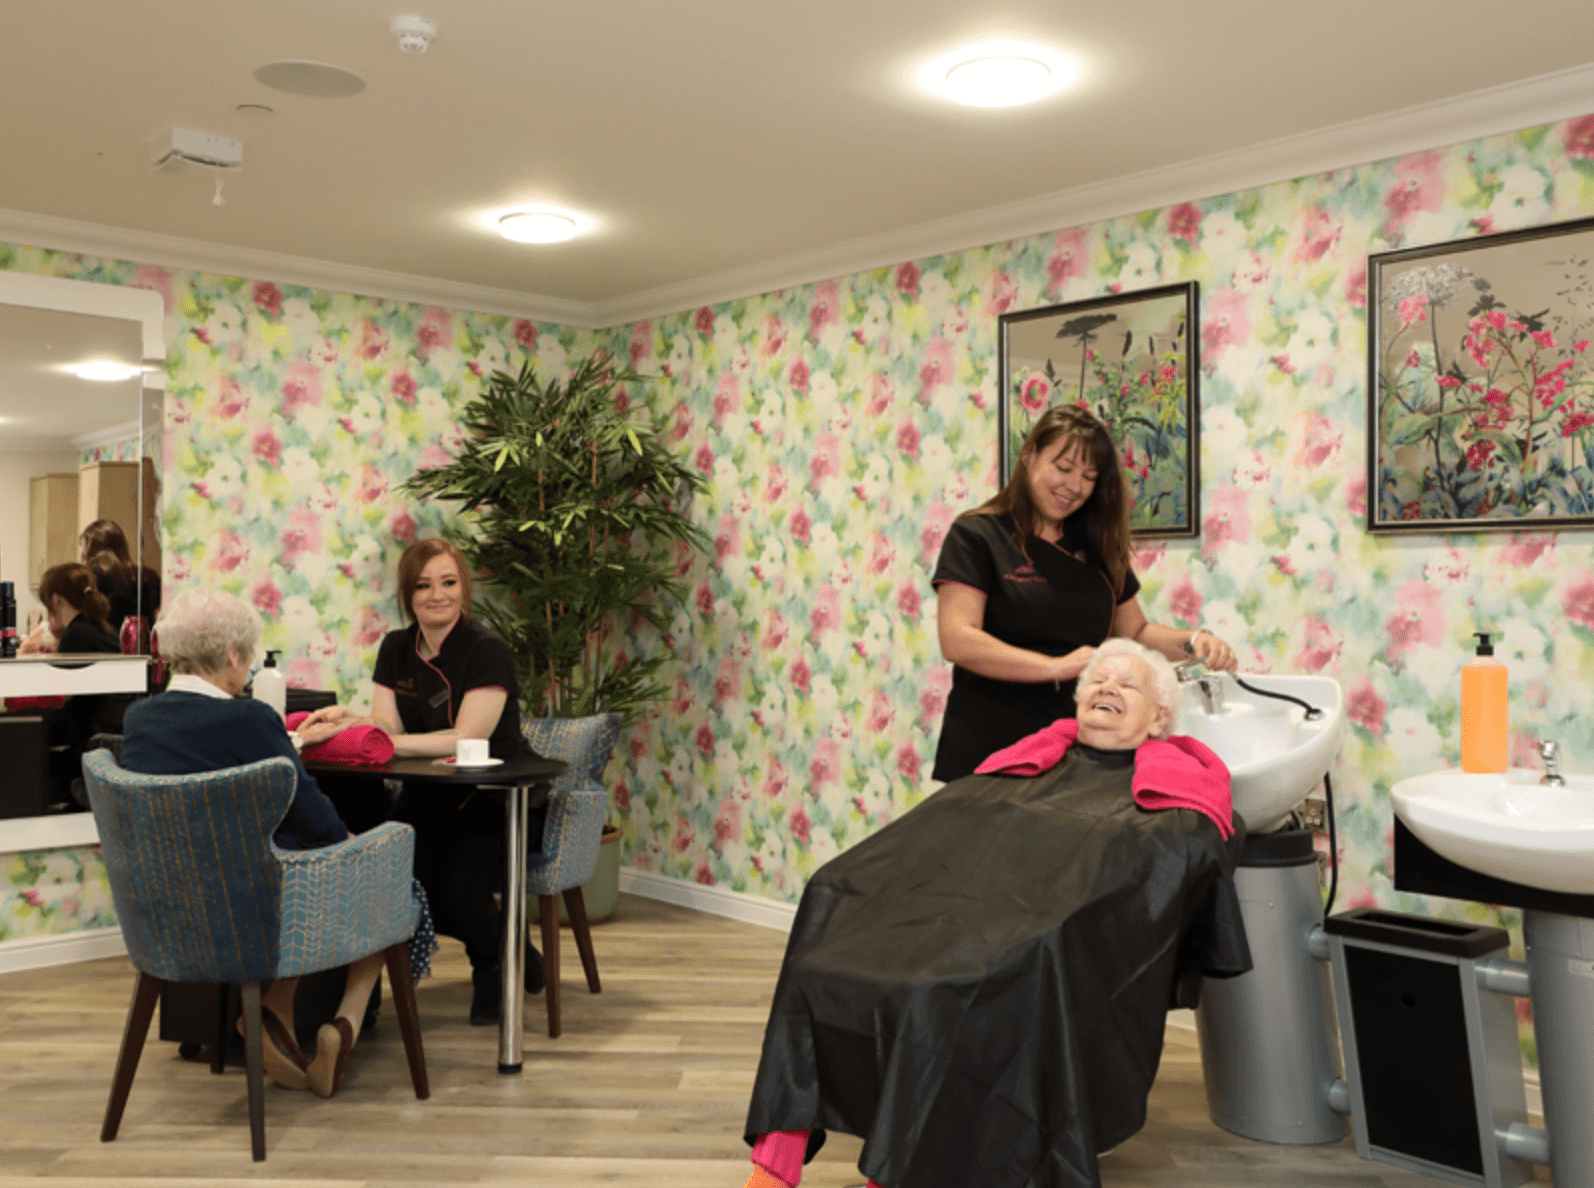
left=301, top=539, right=543, bottom=1027
left=80, top=518, right=162, bottom=642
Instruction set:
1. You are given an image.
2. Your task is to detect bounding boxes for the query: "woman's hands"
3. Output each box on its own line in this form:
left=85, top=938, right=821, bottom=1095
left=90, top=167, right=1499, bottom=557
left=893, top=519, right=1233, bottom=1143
left=1187, top=630, right=1237, bottom=673
left=297, top=704, right=370, bottom=747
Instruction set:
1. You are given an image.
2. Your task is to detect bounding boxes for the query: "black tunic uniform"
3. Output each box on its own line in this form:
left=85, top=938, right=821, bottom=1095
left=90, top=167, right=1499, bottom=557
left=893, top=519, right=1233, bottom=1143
left=931, top=514, right=1140, bottom=781
left=367, top=617, right=531, bottom=970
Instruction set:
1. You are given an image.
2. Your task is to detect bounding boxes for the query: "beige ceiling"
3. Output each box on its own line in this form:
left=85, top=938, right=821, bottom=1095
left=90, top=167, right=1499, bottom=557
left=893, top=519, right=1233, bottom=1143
left=5, top=1, right=1594, bottom=322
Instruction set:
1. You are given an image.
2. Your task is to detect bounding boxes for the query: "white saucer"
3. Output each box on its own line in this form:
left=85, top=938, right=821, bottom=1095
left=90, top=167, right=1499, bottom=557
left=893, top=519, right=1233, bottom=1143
left=437, top=756, right=504, bottom=768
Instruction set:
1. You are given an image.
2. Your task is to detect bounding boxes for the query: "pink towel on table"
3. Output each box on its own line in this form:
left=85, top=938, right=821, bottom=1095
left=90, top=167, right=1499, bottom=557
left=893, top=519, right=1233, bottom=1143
left=975, top=719, right=1234, bottom=839
left=285, top=711, right=395, bottom=766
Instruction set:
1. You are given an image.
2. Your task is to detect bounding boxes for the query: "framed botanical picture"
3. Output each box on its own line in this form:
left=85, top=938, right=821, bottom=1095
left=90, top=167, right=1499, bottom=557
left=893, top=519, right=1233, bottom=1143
left=1368, top=216, right=1594, bottom=532
left=998, top=282, right=1200, bottom=537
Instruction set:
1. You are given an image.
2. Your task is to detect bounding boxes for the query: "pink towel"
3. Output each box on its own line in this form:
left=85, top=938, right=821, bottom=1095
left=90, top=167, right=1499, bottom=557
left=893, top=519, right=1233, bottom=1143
left=975, top=719, right=1234, bottom=839
left=285, top=711, right=396, bottom=766
left=750, top=1130, right=810, bottom=1186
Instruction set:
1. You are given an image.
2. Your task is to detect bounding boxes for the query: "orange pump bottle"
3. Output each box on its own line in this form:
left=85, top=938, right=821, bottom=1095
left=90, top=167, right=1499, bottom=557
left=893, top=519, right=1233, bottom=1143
left=1460, top=631, right=1508, bottom=773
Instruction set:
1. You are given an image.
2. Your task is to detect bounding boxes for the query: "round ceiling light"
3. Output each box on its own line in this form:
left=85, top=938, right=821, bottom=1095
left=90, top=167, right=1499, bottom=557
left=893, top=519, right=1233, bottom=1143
left=916, top=38, right=1081, bottom=108
left=499, top=212, right=578, bottom=244
left=70, top=361, right=142, bottom=383
left=476, top=202, right=595, bottom=245
left=253, top=61, right=367, bottom=98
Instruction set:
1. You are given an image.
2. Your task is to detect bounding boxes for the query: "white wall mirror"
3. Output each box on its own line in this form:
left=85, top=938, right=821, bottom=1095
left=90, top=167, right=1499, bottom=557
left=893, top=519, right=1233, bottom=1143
left=0, top=272, right=164, bottom=639
left=0, top=271, right=164, bottom=843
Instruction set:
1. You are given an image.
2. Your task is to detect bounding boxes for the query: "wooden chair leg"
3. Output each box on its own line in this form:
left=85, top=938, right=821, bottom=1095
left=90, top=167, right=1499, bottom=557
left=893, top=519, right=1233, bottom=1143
left=240, top=983, right=267, bottom=1162
left=101, top=971, right=162, bottom=1142
left=562, top=887, right=602, bottom=994
left=381, top=944, right=430, bottom=1100
left=539, top=894, right=561, bottom=1038
left=210, top=983, right=233, bottom=1074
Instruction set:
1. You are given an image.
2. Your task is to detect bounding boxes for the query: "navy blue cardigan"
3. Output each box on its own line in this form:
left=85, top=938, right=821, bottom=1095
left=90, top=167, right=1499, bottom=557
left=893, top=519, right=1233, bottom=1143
left=120, top=692, right=349, bottom=851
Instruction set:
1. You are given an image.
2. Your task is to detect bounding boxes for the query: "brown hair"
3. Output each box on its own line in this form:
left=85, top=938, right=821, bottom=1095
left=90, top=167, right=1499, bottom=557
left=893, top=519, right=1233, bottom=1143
left=80, top=519, right=133, bottom=578
left=395, top=539, right=473, bottom=624
left=39, top=563, right=113, bottom=633
left=80, top=519, right=158, bottom=584
left=965, top=404, right=1133, bottom=596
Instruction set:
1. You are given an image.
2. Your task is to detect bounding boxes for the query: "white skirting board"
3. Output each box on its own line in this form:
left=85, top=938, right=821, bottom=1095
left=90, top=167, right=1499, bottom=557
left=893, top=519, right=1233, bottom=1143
left=0, top=925, right=126, bottom=975
left=617, top=867, right=798, bottom=933
left=616, top=867, right=1544, bottom=1121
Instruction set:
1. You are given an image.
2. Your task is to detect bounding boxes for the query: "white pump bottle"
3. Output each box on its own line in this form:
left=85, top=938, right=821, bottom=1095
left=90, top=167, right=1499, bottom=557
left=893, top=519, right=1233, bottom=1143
left=253, top=649, right=287, bottom=721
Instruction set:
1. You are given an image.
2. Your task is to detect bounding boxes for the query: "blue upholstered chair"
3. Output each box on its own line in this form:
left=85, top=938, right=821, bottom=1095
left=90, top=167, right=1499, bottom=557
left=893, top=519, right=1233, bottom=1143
left=521, top=712, right=621, bottom=1038
left=82, top=750, right=429, bottom=1161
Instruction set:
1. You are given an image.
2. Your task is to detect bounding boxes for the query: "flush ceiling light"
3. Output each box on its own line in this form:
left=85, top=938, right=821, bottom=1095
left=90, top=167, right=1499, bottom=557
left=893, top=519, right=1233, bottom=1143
left=916, top=37, right=1081, bottom=107
left=69, top=361, right=142, bottom=382
left=475, top=202, right=595, bottom=245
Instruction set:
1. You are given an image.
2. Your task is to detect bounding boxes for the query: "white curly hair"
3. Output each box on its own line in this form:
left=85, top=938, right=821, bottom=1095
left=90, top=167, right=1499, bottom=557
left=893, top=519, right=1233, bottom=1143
left=154, top=587, right=262, bottom=676
left=1077, top=637, right=1181, bottom=735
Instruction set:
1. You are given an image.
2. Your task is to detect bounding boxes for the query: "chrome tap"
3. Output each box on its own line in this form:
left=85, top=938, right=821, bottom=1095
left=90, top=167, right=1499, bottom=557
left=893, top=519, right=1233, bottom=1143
left=1539, top=739, right=1566, bottom=787
left=1196, top=673, right=1225, bottom=714
left=1174, top=658, right=1204, bottom=683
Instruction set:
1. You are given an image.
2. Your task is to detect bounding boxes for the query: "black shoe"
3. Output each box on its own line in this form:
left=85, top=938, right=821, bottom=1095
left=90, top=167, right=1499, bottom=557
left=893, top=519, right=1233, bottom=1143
left=524, top=942, right=545, bottom=996
left=469, top=965, right=501, bottom=1026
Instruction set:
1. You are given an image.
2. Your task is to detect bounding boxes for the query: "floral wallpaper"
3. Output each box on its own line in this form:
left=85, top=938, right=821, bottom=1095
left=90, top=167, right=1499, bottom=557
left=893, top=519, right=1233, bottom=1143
left=0, top=241, right=594, bottom=948
left=7, top=113, right=1594, bottom=1070
left=0, top=848, right=115, bottom=942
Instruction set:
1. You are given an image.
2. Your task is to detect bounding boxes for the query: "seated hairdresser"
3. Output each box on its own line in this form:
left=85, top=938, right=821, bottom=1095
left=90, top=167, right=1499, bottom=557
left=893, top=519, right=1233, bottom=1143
left=299, top=538, right=543, bottom=1027
left=119, top=586, right=420, bottom=1099
left=25, top=564, right=124, bottom=805
left=739, top=639, right=1251, bottom=1188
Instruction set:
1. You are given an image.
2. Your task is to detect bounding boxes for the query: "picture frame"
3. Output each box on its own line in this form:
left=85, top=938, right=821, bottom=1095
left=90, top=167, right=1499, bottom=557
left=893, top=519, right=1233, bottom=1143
left=998, top=282, right=1200, bottom=537
left=1368, top=216, right=1594, bottom=533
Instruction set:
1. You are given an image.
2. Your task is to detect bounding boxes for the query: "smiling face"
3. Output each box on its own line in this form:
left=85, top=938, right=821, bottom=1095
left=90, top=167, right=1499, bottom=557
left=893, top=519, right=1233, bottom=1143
left=1023, top=437, right=1098, bottom=534
left=411, top=553, right=464, bottom=633
left=1075, top=653, right=1169, bottom=750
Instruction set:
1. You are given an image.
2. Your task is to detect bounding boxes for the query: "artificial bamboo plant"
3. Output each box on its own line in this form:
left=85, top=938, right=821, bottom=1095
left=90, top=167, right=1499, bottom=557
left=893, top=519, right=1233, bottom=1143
left=403, top=355, right=707, bottom=723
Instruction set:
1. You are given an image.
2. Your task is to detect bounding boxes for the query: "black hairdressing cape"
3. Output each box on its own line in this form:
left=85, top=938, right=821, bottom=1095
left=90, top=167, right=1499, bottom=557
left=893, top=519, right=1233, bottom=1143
left=743, top=742, right=1250, bottom=1188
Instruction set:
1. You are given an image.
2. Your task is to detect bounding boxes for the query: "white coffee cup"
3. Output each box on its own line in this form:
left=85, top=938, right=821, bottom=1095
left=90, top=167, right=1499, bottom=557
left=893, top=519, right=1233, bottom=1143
left=456, top=738, right=490, bottom=765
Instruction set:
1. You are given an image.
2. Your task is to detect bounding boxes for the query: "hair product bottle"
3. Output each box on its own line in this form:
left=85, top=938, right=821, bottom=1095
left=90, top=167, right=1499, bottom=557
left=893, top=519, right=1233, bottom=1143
left=1460, top=631, right=1507, bottom=773
left=0, top=581, right=16, bottom=658
left=252, top=649, right=286, bottom=721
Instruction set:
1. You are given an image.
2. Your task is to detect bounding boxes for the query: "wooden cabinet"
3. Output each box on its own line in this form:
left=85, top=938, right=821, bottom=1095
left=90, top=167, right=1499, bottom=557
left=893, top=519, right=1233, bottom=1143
left=28, top=473, right=78, bottom=590
left=26, top=458, right=161, bottom=591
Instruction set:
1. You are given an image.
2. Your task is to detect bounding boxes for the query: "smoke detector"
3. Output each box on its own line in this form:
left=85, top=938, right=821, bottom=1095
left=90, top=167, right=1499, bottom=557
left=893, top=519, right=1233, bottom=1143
left=151, top=128, right=244, bottom=170
left=391, top=16, right=436, bottom=53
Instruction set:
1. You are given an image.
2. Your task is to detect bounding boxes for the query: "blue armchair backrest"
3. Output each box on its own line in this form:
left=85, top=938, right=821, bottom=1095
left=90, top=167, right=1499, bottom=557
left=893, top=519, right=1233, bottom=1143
left=522, top=713, right=622, bottom=791
left=82, top=749, right=296, bottom=985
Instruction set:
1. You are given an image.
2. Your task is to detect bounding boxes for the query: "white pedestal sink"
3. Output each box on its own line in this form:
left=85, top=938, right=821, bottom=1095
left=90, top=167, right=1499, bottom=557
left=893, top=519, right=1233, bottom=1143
left=1177, top=674, right=1345, bottom=832
left=1390, top=769, right=1594, bottom=896
left=1391, top=767, right=1594, bottom=1186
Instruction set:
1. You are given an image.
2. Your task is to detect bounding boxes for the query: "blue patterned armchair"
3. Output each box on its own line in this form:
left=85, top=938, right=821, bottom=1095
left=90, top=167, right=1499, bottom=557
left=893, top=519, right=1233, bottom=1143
left=522, top=712, right=621, bottom=1038
left=82, top=750, right=429, bottom=1161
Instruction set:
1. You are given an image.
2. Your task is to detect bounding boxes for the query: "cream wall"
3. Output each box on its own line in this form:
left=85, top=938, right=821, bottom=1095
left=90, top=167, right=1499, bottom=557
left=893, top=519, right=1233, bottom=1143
left=0, top=447, right=81, bottom=624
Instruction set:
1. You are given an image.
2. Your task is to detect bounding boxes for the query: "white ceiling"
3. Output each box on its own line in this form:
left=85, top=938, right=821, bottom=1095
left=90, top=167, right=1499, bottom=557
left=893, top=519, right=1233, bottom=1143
left=5, top=1, right=1594, bottom=327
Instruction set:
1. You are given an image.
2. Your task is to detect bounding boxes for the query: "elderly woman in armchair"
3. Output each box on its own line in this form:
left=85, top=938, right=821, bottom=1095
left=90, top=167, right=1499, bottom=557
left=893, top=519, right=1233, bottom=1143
left=738, top=639, right=1251, bottom=1188
left=119, top=587, right=409, bottom=1098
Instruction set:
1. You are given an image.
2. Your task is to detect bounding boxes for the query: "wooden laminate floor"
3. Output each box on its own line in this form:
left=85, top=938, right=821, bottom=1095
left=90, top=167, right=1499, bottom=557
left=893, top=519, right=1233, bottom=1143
left=0, top=894, right=1492, bottom=1187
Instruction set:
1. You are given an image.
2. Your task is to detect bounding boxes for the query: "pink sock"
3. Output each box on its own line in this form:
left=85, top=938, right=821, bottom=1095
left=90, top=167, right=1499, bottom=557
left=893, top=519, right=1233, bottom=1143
left=749, top=1130, right=809, bottom=1186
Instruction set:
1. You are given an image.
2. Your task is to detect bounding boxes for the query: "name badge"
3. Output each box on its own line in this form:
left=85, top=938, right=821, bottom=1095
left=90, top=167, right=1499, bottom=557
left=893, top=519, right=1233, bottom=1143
left=428, top=688, right=450, bottom=710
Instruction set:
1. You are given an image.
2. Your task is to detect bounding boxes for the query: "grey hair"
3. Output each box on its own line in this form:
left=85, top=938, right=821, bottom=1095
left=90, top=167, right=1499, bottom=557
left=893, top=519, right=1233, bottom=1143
left=1078, top=637, right=1181, bottom=734
left=154, top=587, right=262, bottom=676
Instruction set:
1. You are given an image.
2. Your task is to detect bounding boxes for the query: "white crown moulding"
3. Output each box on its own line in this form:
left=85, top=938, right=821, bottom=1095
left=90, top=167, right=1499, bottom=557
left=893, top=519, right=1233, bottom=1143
left=2, top=61, right=1593, bottom=334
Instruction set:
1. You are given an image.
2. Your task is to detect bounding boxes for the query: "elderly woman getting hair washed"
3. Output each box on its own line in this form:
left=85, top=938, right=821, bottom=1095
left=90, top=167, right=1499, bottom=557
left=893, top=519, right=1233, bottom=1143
left=119, top=587, right=396, bottom=1099
left=736, top=639, right=1251, bottom=1188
